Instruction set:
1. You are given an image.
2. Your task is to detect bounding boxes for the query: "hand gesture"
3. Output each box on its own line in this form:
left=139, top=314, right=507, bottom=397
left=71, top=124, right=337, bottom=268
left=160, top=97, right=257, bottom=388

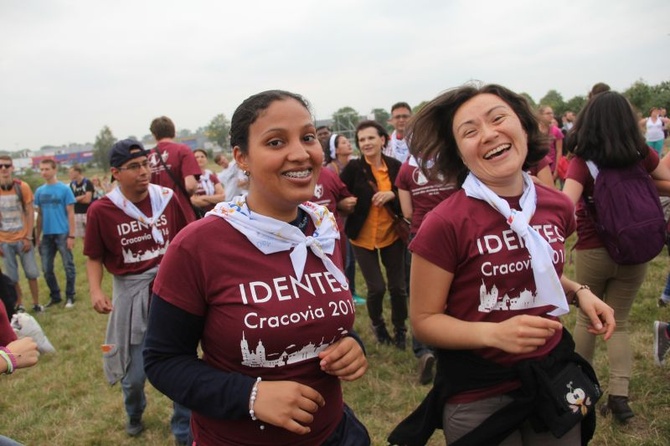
left=253, top=380, right=325, bottom=435
left=488, top=314, right=563, bottom=354
left=575, top=290, right=616, bottom=340
left=90, top=290, right=113, bottom=314
left=5, top=337, right=40, bottom=370
left=318, top=336, right=367, bottom=381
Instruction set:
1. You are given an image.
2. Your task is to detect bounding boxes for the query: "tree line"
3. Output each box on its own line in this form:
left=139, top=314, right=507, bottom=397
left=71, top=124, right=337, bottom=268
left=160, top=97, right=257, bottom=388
left=93, top=79, right=669, bottom=168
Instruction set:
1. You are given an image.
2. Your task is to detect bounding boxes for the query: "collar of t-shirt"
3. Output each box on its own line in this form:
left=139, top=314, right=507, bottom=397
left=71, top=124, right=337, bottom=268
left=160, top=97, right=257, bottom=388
left=207, top=196, right=348, bottom=288
left=461, top=172, right=568, bottom=316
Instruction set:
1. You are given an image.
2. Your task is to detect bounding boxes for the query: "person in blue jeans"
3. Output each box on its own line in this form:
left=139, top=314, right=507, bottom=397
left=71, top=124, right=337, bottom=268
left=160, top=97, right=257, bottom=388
left=34, top=159, right=76, bottom=308
left=84, top=140, right=192, bottom=444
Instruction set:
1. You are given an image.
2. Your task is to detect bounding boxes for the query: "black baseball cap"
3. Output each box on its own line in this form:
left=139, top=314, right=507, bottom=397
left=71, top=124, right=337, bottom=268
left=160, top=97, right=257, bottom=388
left=109, top=139, right=148, bottom=168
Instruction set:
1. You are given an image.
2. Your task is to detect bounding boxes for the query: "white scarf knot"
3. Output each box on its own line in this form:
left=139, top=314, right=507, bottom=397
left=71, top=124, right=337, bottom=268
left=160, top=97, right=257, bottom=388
left=207, top=196, right=348, bottom=288
left=107, top=184, right=173, bottom=245
left=462, top=172, right=568, bottom=316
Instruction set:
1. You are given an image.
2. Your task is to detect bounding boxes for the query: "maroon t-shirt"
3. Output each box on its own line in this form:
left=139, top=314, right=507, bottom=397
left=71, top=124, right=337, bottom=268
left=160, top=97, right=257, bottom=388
left=410, top=185, right=575, bottom=402
left=149, top=141, right=201, bottom=228
left=311, top=168, right=352, bottom=261
left=394, top=160, right=457, bottom=235
left=195, top=172, right=221, bottom=213
left=0, top=301, right=17, bottom=346
left=153, top=215, right=354, bottom=445
left=527, top=155, right=550, bottom=177
left=566, top=150, right=659, bottom=250
left=83, top=193, right=181, bottom=276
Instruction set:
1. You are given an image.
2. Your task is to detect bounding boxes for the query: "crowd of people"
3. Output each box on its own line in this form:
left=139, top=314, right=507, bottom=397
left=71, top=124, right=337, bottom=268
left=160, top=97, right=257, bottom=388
left=2, top=82, right=670, bottom=446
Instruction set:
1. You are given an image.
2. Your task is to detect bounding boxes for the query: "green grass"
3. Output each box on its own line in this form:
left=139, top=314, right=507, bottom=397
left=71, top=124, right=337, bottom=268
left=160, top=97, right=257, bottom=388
left=2, top=234, right=670, bottom=445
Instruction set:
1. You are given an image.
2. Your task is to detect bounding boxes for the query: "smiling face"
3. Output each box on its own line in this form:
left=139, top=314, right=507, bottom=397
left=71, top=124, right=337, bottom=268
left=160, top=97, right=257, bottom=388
left=194, top=150, right=208, bottom=169
left=111, top=154, right=151, bottom=201
left=234, top=98, right=322, bottom=221
left=453, top=93, right=528, bottom=195
left=356, top=126, right=386, bottom=162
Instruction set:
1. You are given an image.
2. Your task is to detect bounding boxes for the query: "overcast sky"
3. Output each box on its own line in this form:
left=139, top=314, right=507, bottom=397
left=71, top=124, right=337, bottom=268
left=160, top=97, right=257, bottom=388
left=1, top=0, right=669, bottom=151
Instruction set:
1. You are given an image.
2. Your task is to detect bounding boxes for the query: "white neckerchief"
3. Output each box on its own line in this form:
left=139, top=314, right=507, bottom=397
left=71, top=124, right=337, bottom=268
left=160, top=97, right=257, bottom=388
left=199, top=169, right=215, bottom=195
left=462, top=172, right=568, bottom=316
left=107, top=184, right=173, bottom=245
left=207, top=196, right=348, bottom=288
left=390, top=130, right=410, bottom=163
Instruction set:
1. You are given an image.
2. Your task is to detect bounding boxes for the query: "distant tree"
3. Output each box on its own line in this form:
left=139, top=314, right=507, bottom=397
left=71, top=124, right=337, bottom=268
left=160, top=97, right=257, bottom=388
left=371, top=108, right=393, bottom=132
left=519, top=93, right=536, bottom=108
left=178, top=129, right=192, bottom=138
left=539, top=90, right=565, bottom=115
left=624, top=79, right=653, bottom=114
left=332, top=107, right=360, bottom=140
left=206, top=113, right=231, bottom=149
left=93, top=126, right=116, bottom=170
left=413, top=101, right=429, bottom=114
left=564, top=95, right=587, bottom=115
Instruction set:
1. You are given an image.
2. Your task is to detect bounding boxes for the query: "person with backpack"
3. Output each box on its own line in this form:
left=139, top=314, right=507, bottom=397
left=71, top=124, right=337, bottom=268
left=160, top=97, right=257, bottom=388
left=562, top=91, right=670, bottom=423
left=68, top=165, right=94, bottom=241
left=0, top=155, right=42, bottom=313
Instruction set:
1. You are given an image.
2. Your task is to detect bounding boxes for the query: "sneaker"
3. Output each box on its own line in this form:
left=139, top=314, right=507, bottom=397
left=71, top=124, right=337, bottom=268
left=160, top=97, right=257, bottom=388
left=14, top=304, right=25, bottom=313
left=64, top=298, right=75, bottom=309
left=126, top=418, right=144, bottom=437
left=418, top=353, right=435, bottom=385
left=352, top=294, right=366, bottom=306
left=45, top=299, right=62, bottom=308
left=600, top=395, right=634, bottom=423
left=371, top=323, right=393, bottom=345
left=654, top=321, right=670, bottom=366
left=32, top=304, right=45, bottom=313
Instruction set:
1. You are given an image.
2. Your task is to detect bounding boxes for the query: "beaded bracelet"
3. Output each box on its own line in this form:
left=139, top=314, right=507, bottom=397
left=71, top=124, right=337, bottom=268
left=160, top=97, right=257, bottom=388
left=249, top=377, right=262, bottom=421
left=0, top=347, right=16, bottom=374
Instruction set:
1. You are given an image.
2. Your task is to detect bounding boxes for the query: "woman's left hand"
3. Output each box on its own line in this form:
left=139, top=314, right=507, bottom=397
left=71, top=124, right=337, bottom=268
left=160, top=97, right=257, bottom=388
left=318, top=336, right=367, bottom=381
left=372, top=191, right=394, bottom=207
left=576, top=290, right=616, bottom=340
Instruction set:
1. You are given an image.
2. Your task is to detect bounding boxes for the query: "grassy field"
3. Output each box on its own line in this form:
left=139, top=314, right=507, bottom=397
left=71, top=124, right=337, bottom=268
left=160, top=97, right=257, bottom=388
left=2, top=179, right=670, bottom=445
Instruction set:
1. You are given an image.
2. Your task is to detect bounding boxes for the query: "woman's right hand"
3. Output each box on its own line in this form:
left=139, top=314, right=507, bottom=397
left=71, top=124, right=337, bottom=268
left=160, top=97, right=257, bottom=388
left=488, top=314, right=563, bottom=355
left=253, top=380, right=325, bottom=435
left=5, top=337, right=40, bottom=370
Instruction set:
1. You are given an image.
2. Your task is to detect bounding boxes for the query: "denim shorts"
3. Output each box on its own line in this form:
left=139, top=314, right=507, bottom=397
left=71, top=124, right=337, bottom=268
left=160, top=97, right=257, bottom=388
left=1, top=241, right=39, bottom=283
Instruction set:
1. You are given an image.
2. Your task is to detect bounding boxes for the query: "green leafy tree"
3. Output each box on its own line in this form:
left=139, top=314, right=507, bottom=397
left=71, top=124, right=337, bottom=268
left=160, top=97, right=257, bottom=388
left=539, top=90, right=565, bottom=115
left=564, top=95, right=587, bottom=116
left=332, top=107, right=360, bottom=140
left=624, top=79, right=653, bottom=114
left=93, top=126, right=116, bottom=170
left=413, top=100, right=429, bottom=114
left=178, top=129, right=192, bottom=138
left=206, top=113, right=231, bottom=150
left=519, top=93, right=536, bottom=108
left=371, top=108, right=393, bottom=132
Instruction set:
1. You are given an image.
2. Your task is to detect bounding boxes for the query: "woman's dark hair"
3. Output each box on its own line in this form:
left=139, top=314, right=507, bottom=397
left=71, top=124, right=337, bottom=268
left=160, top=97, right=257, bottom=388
left=565, top=91, right=649, bottom=167
left=230, top=90, right=312, bottom=154
left=408, top=83, right=548, bottom=186
left=354, top=120, right=390, bottom=151
left=324, top=134, right=347, bottom=164
left=193, top=148, right=208, bottom=158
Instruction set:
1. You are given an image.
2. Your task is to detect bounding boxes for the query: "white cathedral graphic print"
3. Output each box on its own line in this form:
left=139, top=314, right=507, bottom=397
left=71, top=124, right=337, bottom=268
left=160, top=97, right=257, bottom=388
left=478, top=279, right=542, bottom=313
left=122, top=240, right=170, bottom=264
left=240, top=328, right=346, bottom=368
